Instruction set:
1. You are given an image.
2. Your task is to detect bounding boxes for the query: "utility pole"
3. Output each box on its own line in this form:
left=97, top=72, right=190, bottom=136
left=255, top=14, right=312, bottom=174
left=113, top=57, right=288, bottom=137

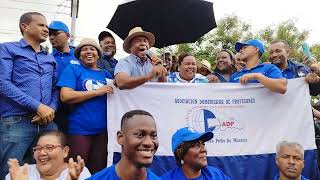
left=70, top=0, right=79, bottom=45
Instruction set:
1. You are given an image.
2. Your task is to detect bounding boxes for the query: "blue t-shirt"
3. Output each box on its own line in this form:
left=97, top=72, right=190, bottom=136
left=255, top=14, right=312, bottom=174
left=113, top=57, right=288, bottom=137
left=52, top=47, right=79, bottom=78
left=229, top=63, right=283, bottom=83
left=87, top=165, right=161, bottom=180
left=161, top=166, right=230, bottom=180
left=57, top=64, right=112, bottom=135
left=273, top=174, right=309, bottom=180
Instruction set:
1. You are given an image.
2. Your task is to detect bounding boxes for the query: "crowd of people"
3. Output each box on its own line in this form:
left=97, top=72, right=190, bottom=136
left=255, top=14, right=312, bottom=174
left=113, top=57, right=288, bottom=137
left=1, top=11, right=320, bottom=180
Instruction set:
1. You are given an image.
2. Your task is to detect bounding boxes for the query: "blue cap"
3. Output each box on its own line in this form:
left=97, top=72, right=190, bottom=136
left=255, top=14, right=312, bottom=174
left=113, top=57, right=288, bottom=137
left=235, top=39, right=265, bottom=55
left=49, top=21, right=69, bottom=33
left=171, top=127, right=213, bottom=153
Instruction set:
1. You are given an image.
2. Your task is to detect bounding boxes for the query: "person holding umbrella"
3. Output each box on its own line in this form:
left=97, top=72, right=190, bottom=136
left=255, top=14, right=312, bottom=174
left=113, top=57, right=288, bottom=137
left=114, top=27, right=167, bottom=90
left=161, top=127, right=230, bottom=180
left=97, top=31, right=118, bottom=77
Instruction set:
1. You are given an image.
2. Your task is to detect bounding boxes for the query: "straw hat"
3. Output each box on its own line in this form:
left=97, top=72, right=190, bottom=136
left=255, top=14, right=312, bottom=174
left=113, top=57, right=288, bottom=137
left=123, top=27, right=155, bottom=53
left=74, top=38, right=102, bottom=59
left=200, top=60, right=212, bottom=73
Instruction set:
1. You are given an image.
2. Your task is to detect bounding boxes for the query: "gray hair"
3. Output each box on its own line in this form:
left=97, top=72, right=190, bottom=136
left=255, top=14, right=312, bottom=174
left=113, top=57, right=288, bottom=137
left=276, top=141, right=304, bottom=158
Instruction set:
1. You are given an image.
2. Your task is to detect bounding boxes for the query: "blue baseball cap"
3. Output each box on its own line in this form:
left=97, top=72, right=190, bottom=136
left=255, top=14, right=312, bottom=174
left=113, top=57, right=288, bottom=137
left=48, top=21, right=69, bottom=33
left=171, top=127, right=213, bottom=153
left=235, top=39, right=265, bottom=55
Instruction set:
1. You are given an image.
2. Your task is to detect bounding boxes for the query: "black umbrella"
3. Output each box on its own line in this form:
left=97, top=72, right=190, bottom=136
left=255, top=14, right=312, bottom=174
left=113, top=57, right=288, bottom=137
left=107, top=0, right=216, bottom=48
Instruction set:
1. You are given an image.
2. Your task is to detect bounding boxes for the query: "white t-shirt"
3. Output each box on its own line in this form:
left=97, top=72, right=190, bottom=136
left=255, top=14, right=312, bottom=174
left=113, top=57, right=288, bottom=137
left=5, top=164, right=91, bottom=180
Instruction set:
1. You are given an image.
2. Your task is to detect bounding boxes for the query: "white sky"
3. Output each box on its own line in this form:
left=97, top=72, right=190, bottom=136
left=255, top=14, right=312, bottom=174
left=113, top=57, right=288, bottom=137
left=0, top=0, right=319, bottom=58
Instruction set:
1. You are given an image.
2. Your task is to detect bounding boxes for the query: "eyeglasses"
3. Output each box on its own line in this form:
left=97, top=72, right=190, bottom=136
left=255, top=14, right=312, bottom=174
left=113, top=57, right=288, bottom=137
left=32, top=145, right=64, bottom=153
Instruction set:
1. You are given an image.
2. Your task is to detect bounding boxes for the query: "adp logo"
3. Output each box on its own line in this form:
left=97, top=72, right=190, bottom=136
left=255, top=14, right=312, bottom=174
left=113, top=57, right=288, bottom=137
left=186, top=107, right=243, bottom=133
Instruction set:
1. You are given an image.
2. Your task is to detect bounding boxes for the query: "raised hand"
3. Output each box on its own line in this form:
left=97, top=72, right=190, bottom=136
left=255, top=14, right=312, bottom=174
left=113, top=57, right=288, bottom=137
left=66, top=156, right=85, bottom=180
left=7, top=158, right=29, bottom=180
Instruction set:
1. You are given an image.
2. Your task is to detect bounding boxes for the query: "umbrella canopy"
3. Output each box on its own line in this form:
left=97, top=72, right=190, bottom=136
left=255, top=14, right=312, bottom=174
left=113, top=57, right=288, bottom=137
left=107, top=0, right=216, bottom=48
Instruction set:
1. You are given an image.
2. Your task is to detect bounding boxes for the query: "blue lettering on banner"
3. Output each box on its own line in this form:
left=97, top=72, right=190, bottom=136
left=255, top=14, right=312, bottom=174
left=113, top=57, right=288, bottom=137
left=210, top=138, right=248, bottom=144
left=174, top=98, right=197, bottom=104
left=174, top=98, right=256, bottom=105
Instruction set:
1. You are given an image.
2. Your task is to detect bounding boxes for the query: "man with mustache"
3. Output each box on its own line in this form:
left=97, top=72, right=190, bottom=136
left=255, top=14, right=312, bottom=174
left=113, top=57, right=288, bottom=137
left=87, top=110, right=160, bottom=180
left=275, top=141, right=309, bottom=180
left=0, top=12, right=58, bottom=180
left=114, top=27, right=167, bottom=90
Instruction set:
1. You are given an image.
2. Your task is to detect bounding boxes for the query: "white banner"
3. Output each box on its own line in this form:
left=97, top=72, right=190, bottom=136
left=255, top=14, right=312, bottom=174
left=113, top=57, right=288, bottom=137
left=107, top=78, right=316, bottom=165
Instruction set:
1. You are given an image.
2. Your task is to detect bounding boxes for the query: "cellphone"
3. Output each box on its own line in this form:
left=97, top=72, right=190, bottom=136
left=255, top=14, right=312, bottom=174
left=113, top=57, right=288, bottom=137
left=302, top=42, right=313, bottom=63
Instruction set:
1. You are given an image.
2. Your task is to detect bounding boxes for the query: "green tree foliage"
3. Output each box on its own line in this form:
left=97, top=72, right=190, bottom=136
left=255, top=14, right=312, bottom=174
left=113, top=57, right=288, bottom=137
left=174, top=15, right=253, bottom=66
left=169, top=15, right=319, bottom=68
left=311, top=44, right=320, bottom=61
left=257, top=20, right=309, bottom=62
left=207, top=15, right=253, bottom=51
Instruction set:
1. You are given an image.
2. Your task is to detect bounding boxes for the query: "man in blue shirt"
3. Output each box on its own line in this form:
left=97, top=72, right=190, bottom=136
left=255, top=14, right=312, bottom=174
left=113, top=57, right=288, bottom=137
left=49, top=21, right=79, bottom=78
left=0, top=12, right=58, bottom=180
left=87, top=110, right=160, bottom=180
left=230, top=39, right=287, bottom=94
left=268, top=40, right=320, bottom=96
left=274, top=141, right=310, bottom=180
left=114, top=27, right=167, bottom=89
left=98, top=31, right=118, bottom=77
left=48, top=21, right=78, bottom=133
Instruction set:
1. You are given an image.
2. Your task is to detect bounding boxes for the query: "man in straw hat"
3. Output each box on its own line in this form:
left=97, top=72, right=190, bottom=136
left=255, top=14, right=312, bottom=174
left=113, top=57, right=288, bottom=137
left=114, top=27, right=167, bottom=90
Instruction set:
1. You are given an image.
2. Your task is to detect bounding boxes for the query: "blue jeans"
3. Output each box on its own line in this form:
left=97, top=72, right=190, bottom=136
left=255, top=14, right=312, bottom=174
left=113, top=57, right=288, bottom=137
left=0, top=115, right=57, bottom=180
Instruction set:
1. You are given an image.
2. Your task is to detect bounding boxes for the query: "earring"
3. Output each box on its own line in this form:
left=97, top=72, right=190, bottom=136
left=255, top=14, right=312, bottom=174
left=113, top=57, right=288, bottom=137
left=181, top=160, right=184, bottom=165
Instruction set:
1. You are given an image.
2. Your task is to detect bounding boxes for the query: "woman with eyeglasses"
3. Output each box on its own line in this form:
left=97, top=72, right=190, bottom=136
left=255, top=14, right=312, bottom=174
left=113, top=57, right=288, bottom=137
left=161, top=127, right=230, bottom=180
left=6, top=131, right=91, bottom=180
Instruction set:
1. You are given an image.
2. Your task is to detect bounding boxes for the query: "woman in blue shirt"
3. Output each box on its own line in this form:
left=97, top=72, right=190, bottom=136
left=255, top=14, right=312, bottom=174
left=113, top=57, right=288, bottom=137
left=57, top=38, right=113, bottom=174
left=162, top=127, right=231, bottom=180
